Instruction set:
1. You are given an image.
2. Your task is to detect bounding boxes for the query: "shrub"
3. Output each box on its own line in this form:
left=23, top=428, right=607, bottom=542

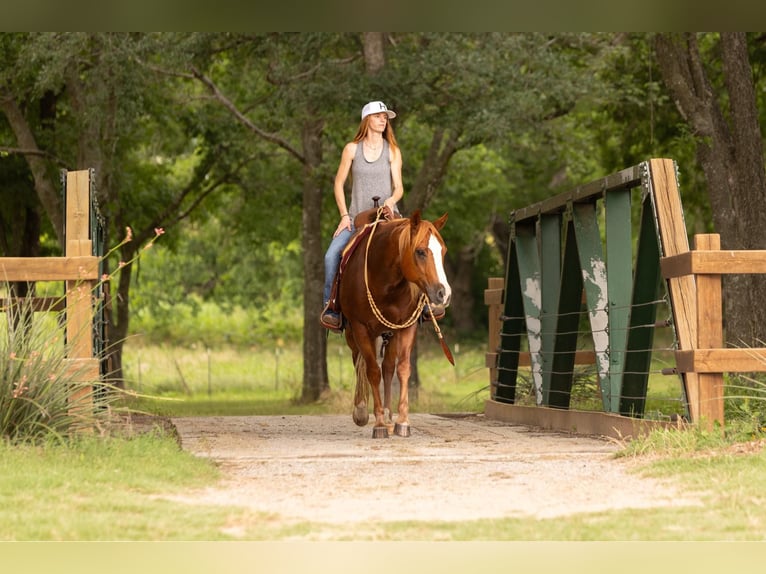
left=0, top=296, right=107, bottom=443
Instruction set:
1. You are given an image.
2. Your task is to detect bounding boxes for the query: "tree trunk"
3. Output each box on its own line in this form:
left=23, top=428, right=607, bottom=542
left=362, top=33, right=386, bottom=75
left=406, top=128, right=461, bottom=213
left=449, top=245, right=479, bottom=333
left=301, top=115, right=329, bottom=402
left=654, top=32, right=766, bottom=346
left=0, top=93, right=64, bottom=245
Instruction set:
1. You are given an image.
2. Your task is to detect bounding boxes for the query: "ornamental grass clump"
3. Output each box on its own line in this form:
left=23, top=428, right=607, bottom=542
left=0, top=294, right=105, bottom=444
left=0, top=225, right=164, bottom=443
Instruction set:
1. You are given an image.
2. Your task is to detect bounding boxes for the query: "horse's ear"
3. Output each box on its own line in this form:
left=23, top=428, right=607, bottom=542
left=433, top=213, right=448, bottom=231
left=410, top=209, right=422, bottom=228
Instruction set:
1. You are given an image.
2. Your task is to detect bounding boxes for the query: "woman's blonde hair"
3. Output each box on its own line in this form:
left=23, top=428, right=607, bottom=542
left=352, top=116, right=399, bottom=151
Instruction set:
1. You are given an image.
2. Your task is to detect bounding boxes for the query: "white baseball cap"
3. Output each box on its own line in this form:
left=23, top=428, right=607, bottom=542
left=361, top=101, right=396, bottom=120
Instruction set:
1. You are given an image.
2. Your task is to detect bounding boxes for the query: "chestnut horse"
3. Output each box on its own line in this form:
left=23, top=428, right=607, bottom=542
left=338, top=208, right=451, bottom=438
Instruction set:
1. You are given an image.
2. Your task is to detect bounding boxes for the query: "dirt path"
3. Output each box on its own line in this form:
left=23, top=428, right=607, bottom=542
left=168, top=413, right=697, bottom=524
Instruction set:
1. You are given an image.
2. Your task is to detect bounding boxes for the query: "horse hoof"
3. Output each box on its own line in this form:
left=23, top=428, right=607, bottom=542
left=372, top=426, right=389, bottom=439
left=394, top=423, right=411, bottom=437
left=353, top=405, right=369, bottom=427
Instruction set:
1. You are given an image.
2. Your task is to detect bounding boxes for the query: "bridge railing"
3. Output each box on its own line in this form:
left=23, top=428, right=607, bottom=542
left=485, top=158, right=711, bottom=435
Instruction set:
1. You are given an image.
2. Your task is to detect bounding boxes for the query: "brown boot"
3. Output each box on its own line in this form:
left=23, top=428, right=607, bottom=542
left=320, top=304, right=342, bottom=332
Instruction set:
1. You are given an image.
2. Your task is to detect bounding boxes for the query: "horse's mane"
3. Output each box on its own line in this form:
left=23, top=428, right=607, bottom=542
left=390, top=216, right=436, bottom=256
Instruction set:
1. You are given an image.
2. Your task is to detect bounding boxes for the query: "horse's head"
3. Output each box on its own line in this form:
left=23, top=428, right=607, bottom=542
left=401, top=210, right=452, bottom=309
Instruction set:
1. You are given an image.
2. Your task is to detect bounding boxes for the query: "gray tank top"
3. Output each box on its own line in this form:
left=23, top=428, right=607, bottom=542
left=349, top=140, right=395, bottom=218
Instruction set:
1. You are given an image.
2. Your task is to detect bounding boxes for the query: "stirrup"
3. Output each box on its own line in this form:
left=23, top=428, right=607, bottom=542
left=320, top=306, right=343, bottom=332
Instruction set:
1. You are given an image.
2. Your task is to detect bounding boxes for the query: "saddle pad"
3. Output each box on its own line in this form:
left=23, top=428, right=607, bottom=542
left=339, top=223, right=375, bottom=276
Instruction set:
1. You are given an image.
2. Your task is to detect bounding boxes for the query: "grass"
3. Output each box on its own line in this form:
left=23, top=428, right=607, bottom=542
left=5, top=333, right=766, bottom=541
left=0, top=433, right=242, bottom=540
left=2, top=418, right=766, bottom=540
left=119, top=334, right=492, bottom=417
left=119, top=333, right=686, bottom=419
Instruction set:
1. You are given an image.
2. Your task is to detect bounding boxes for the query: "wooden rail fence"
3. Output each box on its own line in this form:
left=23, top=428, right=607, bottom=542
left=1, top=170, right=101, bottom=405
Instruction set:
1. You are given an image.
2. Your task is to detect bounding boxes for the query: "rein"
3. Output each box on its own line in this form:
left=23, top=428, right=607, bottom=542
left=363, top=208, right=426, bottom=330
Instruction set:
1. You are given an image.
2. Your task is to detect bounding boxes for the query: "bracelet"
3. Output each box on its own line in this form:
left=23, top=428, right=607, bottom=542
left=340, top=213, right=350, bottom=219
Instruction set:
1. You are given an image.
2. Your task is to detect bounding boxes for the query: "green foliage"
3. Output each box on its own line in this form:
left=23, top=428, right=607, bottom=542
left=130, top=296, right=302, bottom=348
left=0, top=297, right=107, bottom=443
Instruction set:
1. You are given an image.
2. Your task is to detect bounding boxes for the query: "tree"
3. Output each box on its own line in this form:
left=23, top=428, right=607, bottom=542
left=378, top=34, right=610, bottom=334
left=0, top=33, right=249, bottom=385
left=653, top=32, right=766, bottom=345
left=184, top=33, right=373, bottom=401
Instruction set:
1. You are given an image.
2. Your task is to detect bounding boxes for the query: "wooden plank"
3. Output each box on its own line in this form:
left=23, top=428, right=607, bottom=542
left=63, top=358, right=101, bottom=381
left=694, top=235, right=724, bottom=428
left=675, top=349, right=766, bottom=373
left=662, top=250, right=766, bottom=277
left=484, top=287, right=504, bottom=305
left=66, top=170, right=91, bottom=251
left=486, top=277, right=504, bottom=382
left=0, top=256, right=99, bottom=281
left=484, top=400, right=678, bottom=440
left=649, top=158, right=700, bottom=422
left=691, top=250, right=766, bottom=274
left=487, top=277, right=504, bottom=290
left=0, top=297, right=66, bottom=312
left=66, top=170, right=94, bottom=361
left=67, top=239, right=93, bottom=257
left=65, top=170, right=95, bottom=413
left=659, top=252, right=693, bottom=278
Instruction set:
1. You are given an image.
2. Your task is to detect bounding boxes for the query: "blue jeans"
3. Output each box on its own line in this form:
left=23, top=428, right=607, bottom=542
left=323, top=226, right=354, bottom=310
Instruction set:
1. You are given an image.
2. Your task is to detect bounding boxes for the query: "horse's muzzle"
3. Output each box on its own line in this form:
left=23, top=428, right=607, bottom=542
left=428, top=284, right=451, bottom=307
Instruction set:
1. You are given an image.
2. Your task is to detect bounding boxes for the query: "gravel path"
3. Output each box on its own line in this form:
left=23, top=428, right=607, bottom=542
left=167, top=413, right=698, bottom=524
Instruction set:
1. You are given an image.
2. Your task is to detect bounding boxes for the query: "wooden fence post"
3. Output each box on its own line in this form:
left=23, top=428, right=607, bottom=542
left=693, top=234, right=725, bottom=429
left=65, top=170, right=95, bottom=410
left=485, top=277, right=504, bottom=399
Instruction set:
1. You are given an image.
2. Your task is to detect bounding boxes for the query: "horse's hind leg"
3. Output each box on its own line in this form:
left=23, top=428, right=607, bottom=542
left=352, top=354, right=370, bottom=427
left=347, top=331, right=369, bottom=427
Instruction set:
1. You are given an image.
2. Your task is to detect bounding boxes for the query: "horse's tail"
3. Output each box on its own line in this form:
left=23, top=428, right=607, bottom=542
left=352, top=354, right=370, bottom=427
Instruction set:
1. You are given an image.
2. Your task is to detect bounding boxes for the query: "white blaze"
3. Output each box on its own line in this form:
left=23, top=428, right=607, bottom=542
left=428, top=234, right=452, bottom=303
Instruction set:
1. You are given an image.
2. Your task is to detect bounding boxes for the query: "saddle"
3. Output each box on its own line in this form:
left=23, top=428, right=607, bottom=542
left=326, top=206, right=398, bottom=316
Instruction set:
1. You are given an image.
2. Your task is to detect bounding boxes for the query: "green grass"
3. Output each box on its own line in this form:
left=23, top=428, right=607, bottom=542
left=4, top=353, right=766, bottom=540
left=7, top=332, right=765, bottom=541
left=3, top=428, right=765, bottom=540
left=120, top=335, right=491, bottom=417
left=0, top=433, right=254, bottom=540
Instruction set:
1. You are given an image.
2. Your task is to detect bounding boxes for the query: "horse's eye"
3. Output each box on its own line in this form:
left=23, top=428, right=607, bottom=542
left=415, top=249, right=427, bottom=258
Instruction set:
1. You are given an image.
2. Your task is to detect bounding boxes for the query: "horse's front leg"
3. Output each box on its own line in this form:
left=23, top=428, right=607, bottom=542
left=365, top=351, right=388, bottom=438
left=381, top=335, right=398, bottom=434
left=393, top=326, right=417, bottom=437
